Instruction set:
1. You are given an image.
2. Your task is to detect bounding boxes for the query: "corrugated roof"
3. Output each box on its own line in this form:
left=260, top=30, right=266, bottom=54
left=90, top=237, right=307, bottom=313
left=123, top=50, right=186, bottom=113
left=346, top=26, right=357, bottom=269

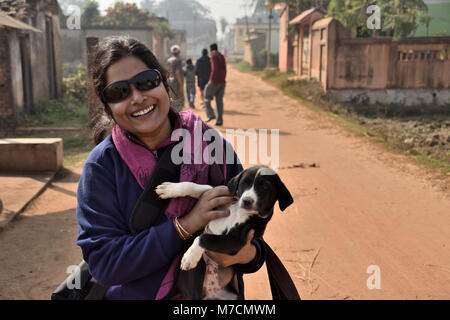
left=312, top=17, right=334, bottom=30
left=0, top=11, right=40, bottom=32
left=289, top=8, right=325, bottom=25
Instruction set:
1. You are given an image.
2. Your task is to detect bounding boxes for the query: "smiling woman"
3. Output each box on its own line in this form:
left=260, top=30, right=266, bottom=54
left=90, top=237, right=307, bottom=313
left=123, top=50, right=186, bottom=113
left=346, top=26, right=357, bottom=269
left=75, top=36, right=267, bottom=300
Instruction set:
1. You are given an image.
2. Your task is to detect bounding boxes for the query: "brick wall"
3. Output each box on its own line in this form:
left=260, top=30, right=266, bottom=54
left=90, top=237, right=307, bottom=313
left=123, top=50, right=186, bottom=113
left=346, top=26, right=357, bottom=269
left=0, top=29, right=15, bottom=128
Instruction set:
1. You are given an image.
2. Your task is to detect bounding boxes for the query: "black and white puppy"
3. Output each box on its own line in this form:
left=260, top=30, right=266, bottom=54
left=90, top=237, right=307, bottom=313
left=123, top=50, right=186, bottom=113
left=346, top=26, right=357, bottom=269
left=155, top=165, right=294, bottom=299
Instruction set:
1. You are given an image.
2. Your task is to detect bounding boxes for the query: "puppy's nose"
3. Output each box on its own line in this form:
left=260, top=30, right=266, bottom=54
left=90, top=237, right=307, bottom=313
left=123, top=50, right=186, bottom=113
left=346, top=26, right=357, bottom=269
left=241, top=197, right=254, bottom=209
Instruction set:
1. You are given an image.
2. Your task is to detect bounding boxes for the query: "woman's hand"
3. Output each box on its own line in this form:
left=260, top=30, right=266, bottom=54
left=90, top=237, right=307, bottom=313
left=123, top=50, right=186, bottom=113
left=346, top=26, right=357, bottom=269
left=178, top=186, right=234, bottom=235
left=206, top=230, right=256, bottom=268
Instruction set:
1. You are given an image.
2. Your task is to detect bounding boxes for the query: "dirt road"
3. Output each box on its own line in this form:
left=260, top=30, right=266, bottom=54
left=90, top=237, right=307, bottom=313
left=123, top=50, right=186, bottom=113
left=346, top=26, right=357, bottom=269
left=1, top=66, right=449, bottom=300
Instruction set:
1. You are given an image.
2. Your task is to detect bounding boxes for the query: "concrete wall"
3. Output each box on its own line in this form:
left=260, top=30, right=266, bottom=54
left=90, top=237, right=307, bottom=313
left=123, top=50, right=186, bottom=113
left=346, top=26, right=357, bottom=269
left=306, top=18, right=450, bottom=92
left=244, top=33, right=267, bottom=68
left=0, top=138, right=63, bottom=172
left=0, top=29, right=14, bottom=125
left=329, top=88, right=450, bottom=106
left=234, top=23, right=279, bottom=55
left=8, top=30, right=24, bottom=117
left=277, top=5, right=292, bottom=72
left=61, top=27, right=154, bottom=66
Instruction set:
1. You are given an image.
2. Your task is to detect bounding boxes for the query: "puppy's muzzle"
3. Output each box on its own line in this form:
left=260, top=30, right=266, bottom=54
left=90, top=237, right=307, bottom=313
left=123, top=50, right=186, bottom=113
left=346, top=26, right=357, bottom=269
left=241, top=197, right=255, bottom=210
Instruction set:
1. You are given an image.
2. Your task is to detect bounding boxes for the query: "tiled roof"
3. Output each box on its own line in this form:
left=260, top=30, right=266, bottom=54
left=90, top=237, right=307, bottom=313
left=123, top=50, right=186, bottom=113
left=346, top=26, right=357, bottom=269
left=0, top=0, right=29, bottom=19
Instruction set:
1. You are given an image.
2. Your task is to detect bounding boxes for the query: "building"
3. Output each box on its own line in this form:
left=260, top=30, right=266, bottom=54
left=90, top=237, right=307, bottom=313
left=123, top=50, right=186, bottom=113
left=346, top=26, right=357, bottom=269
left=60, top=26, right=154, bottom=67
left=0, top=0, right=62, bottom=127
left=234, top=0, right=279, bottom=55
left=279, top=7, right=450, bottom=106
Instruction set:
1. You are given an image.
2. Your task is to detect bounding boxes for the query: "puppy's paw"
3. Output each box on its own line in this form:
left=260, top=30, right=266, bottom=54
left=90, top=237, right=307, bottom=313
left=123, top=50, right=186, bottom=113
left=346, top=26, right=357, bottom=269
left=180, top=251, right=200, bottom=270
left=155, top=182, right=179, bottom=199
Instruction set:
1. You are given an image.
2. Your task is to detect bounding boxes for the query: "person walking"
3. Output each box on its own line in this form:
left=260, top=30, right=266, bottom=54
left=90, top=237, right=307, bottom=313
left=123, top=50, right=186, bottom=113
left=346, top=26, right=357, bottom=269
left=166, top=45, right=185, bottom=111
left=204, top=43, right=226, bottom=126
left=195, top=48, right=211, bottom=107
left=184, top=58, right=196, bottom=109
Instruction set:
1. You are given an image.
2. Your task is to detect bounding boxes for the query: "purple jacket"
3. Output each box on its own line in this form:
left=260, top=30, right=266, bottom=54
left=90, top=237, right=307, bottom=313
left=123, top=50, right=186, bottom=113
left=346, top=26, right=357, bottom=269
left=76, top=110, right=266, bottom=299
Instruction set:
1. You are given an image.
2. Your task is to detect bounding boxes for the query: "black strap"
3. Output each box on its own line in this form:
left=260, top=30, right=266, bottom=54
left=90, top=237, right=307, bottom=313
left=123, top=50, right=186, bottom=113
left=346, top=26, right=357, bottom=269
left=129, top=144, right=181, bottom=235
left=265, top=242, right=301, bottom=300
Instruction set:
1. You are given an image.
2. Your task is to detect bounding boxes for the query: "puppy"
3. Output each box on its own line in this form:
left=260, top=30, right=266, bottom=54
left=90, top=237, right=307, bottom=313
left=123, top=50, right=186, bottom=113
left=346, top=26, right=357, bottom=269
left=156, top=165, right=293, bottom=299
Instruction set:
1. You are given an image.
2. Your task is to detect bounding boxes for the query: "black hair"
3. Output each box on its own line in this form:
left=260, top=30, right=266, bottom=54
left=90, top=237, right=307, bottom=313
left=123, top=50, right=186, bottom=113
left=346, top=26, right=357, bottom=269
left=202, top=48, right=208, bottom=56
left=210, top=43, right=218, bottom=51
left=186, top=58, right=192, bottom=65
left=90, top=35, right=169, bottom=145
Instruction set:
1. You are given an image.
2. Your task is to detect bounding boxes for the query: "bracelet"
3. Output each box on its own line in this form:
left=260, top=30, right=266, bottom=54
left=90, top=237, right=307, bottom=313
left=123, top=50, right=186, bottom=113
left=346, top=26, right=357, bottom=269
left=174, top=217, right=192, bottom=241
left=173, top=218, right=187, bottom=241
left=175, top=217, right=192, bottom=239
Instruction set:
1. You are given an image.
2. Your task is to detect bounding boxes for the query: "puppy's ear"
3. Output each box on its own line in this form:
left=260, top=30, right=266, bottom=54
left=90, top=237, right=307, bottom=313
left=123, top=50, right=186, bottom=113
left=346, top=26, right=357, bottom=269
left=227, top=171, right=243, bottom=196
left=274, top=175, right=293, bottom=212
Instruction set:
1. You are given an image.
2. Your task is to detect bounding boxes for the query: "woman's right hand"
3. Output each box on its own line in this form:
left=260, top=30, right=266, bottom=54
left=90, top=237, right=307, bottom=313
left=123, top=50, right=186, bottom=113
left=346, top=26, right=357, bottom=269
left=178, top=186, right=234, bottom=235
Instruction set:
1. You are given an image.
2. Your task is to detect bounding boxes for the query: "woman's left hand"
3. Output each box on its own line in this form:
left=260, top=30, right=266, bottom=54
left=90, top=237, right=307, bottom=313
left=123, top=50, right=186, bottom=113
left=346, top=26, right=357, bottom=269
left=206, top=230, right=256, bottom=268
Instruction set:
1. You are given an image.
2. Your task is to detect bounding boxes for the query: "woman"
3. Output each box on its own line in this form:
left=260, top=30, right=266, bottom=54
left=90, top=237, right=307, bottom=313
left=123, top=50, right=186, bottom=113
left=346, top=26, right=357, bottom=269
left=76, top=36, right=266, bottom=300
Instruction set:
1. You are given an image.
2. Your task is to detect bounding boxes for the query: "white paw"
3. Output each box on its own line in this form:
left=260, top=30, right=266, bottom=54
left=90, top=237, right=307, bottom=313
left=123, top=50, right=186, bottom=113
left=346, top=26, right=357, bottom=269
left=155, top=182, right=179, bottom=199
left=180, top=238, right=203, bottom=270
left=181, top=250, right=202, bottom=270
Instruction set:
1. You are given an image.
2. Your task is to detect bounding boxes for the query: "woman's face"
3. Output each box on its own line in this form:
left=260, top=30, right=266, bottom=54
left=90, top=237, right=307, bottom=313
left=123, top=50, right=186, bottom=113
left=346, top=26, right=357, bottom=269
left=105, top=55, right=171, bottom=143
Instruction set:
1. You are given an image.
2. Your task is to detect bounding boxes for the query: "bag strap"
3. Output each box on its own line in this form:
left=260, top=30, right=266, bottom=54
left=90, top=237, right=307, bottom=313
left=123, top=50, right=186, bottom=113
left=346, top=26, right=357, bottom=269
left=128, top=144, right=181, bottom=235
left=265, top=242, right=301, bottom=300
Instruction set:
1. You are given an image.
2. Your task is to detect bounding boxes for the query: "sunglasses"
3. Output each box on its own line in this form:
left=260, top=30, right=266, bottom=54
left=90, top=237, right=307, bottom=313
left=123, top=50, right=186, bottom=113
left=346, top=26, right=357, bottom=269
left=102, top=69, right=162, bottom=103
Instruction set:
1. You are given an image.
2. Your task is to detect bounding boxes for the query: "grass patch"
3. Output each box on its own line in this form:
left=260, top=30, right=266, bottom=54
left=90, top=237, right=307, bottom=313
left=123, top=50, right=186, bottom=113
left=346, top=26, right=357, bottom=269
left=1, top=98, right=93, bottom=167
left=24, top=98, right=89, bottom=128
left=233, top=60, right=253, bottom=73
left=234, top=63, right=450, bottom=176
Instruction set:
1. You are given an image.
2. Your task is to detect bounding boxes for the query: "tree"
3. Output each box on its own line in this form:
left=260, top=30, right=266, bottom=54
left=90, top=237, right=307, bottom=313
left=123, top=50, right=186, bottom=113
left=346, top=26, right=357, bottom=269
left=327, top=0, right=428, bottom=39
left=101, top=2, right=150, bottom=27
left=268, top=0, right=330, bottom=14
left=379, top=0, right=428, bottom=39
left=81, top=0, right=100, bottom=27
left=220, top=17, right=228, bottom=34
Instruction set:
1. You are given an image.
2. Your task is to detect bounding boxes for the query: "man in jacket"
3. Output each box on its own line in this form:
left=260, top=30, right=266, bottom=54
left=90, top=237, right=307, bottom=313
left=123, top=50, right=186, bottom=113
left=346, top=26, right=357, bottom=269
left=204, top=43, right=226, bottom=126
left=195, top=49, right=211, bottom=107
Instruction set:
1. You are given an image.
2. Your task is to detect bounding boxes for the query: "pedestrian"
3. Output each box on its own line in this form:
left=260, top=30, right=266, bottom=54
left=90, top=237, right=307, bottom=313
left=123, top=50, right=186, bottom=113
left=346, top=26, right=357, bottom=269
left=76, top=35, right=266, bottom=300
left=166, top=45, right=185, bottom=111
left=204, top=43, right=227, bottom=126
left=184, top=58, right=196, bottom=109
left=195, top=48, right=211, bottom=107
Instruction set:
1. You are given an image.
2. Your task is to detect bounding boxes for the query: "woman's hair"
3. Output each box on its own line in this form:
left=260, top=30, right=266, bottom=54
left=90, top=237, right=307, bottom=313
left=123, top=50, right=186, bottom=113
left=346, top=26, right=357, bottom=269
left=91, top=35, right=169, bottom=145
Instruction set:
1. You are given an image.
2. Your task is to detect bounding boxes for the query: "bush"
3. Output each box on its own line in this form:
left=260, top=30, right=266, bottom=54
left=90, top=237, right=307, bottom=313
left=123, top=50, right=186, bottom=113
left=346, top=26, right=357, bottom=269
left=62, top=64, right=89, bottom=103
left=254, top=49, right=279, bottom=70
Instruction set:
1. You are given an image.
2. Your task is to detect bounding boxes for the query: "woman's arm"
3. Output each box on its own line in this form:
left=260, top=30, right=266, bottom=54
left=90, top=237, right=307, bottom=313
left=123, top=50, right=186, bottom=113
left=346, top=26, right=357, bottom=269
left=76, top=161, right=187, bottom=287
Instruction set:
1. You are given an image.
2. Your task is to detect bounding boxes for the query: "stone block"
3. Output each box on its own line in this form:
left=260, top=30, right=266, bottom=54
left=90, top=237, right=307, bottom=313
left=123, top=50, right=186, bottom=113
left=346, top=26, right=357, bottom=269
left=0, top=138, right=63, bottom=172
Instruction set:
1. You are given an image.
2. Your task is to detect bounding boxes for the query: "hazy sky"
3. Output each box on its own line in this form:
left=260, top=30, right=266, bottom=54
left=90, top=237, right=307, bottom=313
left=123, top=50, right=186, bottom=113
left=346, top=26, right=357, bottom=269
left=98, top=0, right=253, bottom=31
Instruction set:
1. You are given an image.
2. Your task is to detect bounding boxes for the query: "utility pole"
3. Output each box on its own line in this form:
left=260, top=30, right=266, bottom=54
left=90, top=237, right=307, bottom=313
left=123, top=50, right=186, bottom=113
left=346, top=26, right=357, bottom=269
left=267, top=6, right=274, bottom=68
left=193, top=10, right=197, bottom=55
left=244, top=2, right=250, bottom=41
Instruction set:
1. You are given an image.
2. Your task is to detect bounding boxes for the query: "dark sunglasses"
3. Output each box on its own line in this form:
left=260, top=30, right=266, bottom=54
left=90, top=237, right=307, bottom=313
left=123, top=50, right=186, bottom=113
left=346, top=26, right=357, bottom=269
left=102, top=69, right=162, bottom=103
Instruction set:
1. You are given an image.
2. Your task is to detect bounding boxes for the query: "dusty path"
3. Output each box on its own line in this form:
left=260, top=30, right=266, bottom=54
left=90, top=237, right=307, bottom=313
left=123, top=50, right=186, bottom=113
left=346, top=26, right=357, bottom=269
left=1, top=65, right=449, bottom=300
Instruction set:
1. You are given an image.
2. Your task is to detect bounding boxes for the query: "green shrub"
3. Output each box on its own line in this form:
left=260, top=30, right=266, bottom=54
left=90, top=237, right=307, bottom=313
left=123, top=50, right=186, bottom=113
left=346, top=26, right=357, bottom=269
left=62, top=64, right=89, bottom=103
left=254, top=49, right=279, bottom=70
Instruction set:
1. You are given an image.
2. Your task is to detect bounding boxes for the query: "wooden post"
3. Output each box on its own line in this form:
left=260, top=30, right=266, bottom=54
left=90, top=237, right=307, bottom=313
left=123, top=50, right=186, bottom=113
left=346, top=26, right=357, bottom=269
left=86, top=37, right=100, bottom=126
